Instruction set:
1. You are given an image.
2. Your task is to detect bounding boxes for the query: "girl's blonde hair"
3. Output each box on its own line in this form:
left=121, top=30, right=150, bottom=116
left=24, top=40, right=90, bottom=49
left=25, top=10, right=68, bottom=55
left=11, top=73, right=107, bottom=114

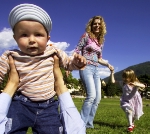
left=122, top=69, right=139, bottom=82
left=85, top=15, right=107, bottom=45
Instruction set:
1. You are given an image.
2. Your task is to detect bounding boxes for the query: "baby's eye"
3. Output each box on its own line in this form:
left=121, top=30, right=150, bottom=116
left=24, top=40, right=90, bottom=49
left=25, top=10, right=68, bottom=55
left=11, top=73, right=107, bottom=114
left=36, top=33, right=42, bottom=36
left=21, top=34, right=27, bottom=37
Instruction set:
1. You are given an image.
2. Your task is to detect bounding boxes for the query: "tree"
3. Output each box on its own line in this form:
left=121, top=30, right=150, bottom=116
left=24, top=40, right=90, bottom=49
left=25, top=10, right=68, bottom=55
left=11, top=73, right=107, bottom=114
left=0, top=73, right=8, bottom=92
left=78, top=79, right=86, bottom=96
left=138, top=74, right=150, bottom=86
left=106, top=81, right=117, bottom=97
left=60, top=68, right=84, bottom=95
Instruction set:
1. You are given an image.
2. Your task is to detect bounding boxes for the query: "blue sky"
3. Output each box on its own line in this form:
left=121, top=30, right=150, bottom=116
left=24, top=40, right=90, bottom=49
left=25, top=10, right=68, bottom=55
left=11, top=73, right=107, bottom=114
left=0, top=0, right=150, bottom=79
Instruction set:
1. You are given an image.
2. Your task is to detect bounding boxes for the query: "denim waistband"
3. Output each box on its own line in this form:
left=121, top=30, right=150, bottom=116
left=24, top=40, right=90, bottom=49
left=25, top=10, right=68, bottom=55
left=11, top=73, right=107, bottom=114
left=13, top=92, right=54, bottom=104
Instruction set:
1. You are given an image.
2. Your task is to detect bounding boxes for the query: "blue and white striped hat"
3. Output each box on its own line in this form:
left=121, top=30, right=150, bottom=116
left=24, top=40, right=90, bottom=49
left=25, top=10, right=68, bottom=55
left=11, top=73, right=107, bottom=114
left=9, top=3, right=52, bottom=33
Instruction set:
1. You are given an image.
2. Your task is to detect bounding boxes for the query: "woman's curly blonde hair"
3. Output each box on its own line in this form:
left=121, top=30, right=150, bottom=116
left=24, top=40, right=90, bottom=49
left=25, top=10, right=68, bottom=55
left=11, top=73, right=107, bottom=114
left=86, top=16, right=107, bottom=45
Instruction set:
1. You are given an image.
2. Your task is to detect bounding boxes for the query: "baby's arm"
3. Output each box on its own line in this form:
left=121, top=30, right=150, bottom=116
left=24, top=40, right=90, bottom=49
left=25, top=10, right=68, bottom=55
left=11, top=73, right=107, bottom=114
left=53, top=46, right=86, bottom=71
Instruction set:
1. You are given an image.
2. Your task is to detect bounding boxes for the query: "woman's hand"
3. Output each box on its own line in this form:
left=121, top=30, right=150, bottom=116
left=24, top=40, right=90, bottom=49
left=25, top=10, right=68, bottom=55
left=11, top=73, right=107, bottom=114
left=108, top=64, right=114, bottom=71
left=98, top=58, right=114, bottom=71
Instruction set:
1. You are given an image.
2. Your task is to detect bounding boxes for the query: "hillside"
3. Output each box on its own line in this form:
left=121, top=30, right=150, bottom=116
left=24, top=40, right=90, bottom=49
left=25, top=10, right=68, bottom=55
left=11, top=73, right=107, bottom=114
left=103, top=61, right=150, bottom=82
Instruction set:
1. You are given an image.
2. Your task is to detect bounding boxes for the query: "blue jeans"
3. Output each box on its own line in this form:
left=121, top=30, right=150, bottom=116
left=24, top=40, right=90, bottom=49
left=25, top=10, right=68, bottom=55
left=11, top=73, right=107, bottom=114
left=80, top=64, right=101, bottom=128
left=6, top=93, right=63, bottom=134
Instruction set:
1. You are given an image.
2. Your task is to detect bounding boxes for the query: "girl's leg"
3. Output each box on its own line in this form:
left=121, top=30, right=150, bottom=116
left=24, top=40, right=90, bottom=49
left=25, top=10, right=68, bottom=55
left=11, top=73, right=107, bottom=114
left=125, top=111, right=133, bottom=126
left=125, top=109, right=134, bottom=132
left=132, top=117, right=135, bottom=128
left=80, top=65, right=96, bottom=128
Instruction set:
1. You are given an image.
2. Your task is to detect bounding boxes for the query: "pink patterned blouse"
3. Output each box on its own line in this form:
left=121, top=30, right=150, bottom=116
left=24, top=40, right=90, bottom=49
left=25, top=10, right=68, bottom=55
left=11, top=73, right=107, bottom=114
left=74, top=32, right=103, bottom=66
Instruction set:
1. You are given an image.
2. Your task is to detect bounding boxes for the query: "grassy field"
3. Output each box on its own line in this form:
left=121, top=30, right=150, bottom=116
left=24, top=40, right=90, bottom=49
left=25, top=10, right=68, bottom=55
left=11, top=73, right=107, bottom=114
left=27, top=98, right=150, bottom=134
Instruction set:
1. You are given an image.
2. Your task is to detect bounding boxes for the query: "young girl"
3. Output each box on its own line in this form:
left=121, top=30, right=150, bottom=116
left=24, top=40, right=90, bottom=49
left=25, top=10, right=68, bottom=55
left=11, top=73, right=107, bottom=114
left=110, top=69, right=145, bottom=132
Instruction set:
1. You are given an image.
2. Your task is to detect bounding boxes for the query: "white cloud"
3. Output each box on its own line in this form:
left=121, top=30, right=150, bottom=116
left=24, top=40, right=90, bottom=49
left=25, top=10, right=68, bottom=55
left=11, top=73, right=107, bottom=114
left=47, top=40, right=70, bottom=51
left=47, top=40, right=74, bottom=56
left=98, top=67, right=111, bottom=78
left=0, top=28, right=17, bottom=49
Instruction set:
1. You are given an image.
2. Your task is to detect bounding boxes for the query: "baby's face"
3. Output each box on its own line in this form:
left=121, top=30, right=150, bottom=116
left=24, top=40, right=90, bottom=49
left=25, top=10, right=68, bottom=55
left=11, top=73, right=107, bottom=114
left=13, top=20, right=50, bottom=56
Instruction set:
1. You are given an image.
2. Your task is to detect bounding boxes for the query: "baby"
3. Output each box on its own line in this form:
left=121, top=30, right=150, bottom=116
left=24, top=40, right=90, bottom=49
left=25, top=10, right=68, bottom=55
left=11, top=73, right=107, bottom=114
left=0, top=3, right=86, bottom=133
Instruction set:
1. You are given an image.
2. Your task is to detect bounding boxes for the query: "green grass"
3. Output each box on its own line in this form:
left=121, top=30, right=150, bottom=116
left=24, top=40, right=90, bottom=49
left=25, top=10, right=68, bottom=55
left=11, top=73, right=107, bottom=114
left=27, top=98, right=150, bottom=134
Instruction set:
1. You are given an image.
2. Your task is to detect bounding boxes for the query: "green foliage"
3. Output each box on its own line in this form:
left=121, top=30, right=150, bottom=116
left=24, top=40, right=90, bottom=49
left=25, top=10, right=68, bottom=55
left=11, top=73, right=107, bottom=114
left=101, top=89, right=105, bottom=98
left=138, top=74, right=150, bottom=85
left=106, top=82, right=117, bottom=96
left=0, top=73, right=9, bottom=92
left=60, top=68, right=84, bottom=96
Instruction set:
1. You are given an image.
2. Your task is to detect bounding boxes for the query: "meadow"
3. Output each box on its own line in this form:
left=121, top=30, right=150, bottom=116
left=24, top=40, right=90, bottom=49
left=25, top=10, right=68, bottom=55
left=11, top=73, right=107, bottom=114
left=27, top=98, right=150, bottom=134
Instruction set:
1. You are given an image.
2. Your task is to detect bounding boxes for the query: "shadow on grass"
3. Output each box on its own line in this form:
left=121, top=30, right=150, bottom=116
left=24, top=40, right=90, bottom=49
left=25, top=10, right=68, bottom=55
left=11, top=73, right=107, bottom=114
left=94, top=121, right=124, bottom=129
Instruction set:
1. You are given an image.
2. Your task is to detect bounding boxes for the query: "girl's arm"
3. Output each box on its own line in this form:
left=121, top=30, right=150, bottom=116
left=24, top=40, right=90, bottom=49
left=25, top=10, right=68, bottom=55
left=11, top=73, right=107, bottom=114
left=110, top=69, right=115, bottom=83
left=127, top=82, right=145, bottom=100
left=129, top=82, right=145, bottom=90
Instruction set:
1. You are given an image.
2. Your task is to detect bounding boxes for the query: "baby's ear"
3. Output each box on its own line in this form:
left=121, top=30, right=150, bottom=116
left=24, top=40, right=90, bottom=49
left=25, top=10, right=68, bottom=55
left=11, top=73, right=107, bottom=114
left=48, top=36, right=50, bottom=41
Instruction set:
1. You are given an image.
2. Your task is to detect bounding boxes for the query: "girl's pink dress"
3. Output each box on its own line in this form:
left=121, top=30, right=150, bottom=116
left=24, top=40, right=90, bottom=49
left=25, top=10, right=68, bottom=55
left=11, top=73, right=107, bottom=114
left=119, top=82, right=144, bottom=119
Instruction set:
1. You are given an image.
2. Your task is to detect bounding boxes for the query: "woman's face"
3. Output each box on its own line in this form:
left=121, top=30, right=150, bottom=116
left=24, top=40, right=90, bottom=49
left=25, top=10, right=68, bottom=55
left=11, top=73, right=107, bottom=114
left=92, top=19, right=101, bottom=35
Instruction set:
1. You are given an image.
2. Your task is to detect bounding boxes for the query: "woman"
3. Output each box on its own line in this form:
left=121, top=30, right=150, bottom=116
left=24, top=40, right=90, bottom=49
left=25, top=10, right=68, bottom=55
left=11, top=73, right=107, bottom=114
left=74, top=16, right=114, bottom=128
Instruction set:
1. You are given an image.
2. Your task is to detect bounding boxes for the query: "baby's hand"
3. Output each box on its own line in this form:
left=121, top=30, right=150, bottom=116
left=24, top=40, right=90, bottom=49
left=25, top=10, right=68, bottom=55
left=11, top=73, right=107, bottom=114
left=73, top=53, right=86, bottom=69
